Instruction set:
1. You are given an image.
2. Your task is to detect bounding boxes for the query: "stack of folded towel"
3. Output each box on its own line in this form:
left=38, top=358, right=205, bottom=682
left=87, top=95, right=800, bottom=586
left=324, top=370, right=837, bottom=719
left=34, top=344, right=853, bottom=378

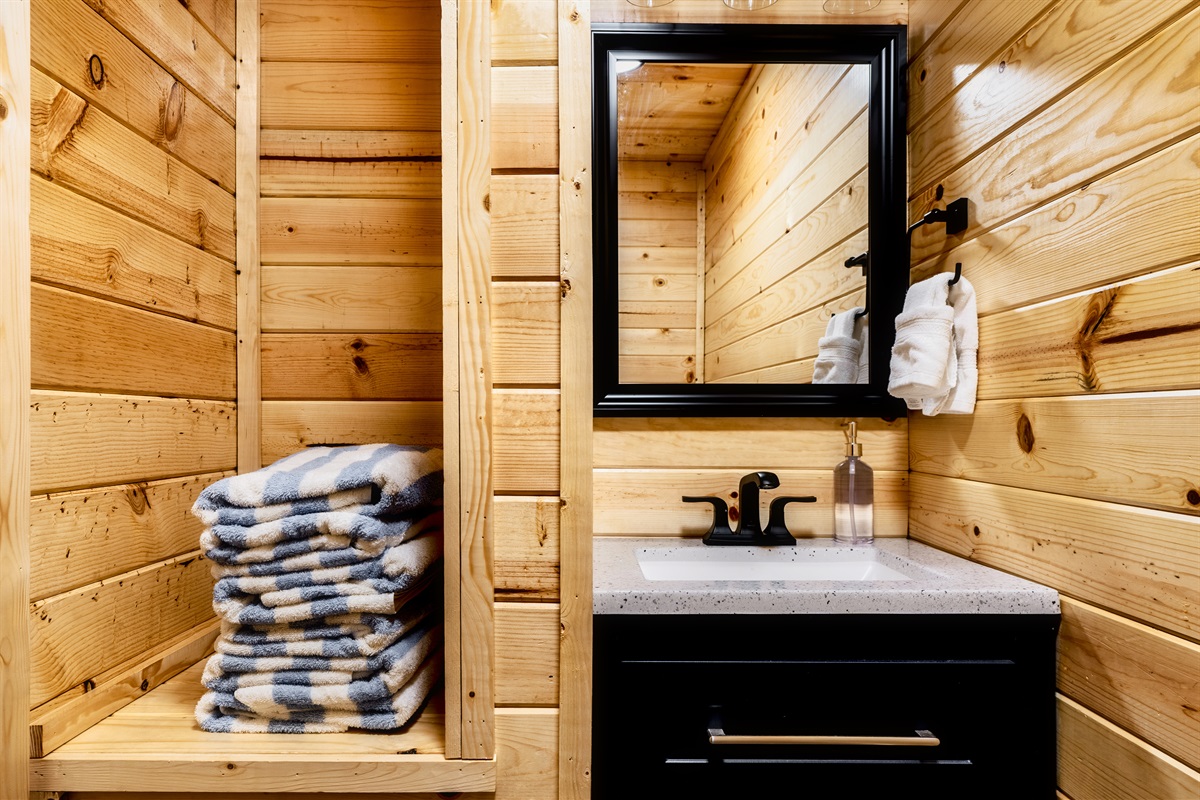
left=191, top=444, right=445, bottom=733
left=888, top=272, right=978, bottom=415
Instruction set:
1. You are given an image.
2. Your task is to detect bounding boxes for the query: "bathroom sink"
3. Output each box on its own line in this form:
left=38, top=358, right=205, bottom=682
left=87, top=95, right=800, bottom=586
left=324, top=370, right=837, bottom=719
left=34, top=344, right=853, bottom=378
left=636, top=546, right=914, bottom=582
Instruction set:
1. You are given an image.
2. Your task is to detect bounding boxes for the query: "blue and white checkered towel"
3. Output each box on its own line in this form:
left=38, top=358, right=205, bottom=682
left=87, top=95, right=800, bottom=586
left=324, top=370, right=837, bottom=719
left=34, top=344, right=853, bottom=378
left=193, top=444, right=443, bottom=527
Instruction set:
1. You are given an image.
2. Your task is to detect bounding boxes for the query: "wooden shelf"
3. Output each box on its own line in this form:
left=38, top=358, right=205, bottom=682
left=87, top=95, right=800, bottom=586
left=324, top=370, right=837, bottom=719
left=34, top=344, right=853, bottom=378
left=29, top=662, right=495, bottom=794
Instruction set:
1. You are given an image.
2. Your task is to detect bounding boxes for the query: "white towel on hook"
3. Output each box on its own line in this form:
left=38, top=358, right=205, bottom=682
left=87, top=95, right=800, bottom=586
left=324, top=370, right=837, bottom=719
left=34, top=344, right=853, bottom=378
left=813, top=308, right=866, bottom=384
left=887, top=272, right=977, bottom=415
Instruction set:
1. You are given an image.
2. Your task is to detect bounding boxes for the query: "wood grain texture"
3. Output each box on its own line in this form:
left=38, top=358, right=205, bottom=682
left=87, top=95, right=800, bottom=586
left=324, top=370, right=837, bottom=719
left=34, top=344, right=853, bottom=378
left=495, top=496, right=559, bottom=600
left=491, top=173, right=559, bottom=278
left=909, top=473, right=1198, bottom=641
left=29, top=665, right=496, bottom=793
left=30, top=391, right=237, bottom=495
left=595, top=468, right=909, bottom=538
left=494, top=389, right=559, bottom=495
left=1058, top=597, right=1200, bottom=770
left=31, top=177, right=236, bottom=329
left=912, top=131, right=1200, bottom=315
left=260, top=0, right=440, bottom=62
left=261, top=266, right=441, bottom=332
left=29, top=620, right=218, bottom=758
left=261, top=333, right=442, bottom=400
left=595, top=416, right=908, bottom=471
left=910, top=0, right=1190, bottom=194
left=0, top=3, right=31, bottom=794
left=456, top=0, right=495, bottom=759
left=592, top=0, right=906, bottom=24
left=559, top=3, right=594, bottom=796
left=237, top=0, right=261, bottom=473
left=261, top=157, right=441, bottom=199
left=29, top=472, right=231, bottom=600
left=30, top=284, right=236, bottom=400
left=909, top=393, right=1200, bottom=514
left=1057, top=694, right=1200, bottom=800
left=260, top=197, right=441, bottom=266
left=494, top=709, right=557, bottom=800
left=492, top=0, right=557, bottom=64
left=260, top=128, right=440, bottom=159
left=28, top=551, right=215, bottom=708
left=440, top=0, right=462, bottom=758
left=30, top=70, right=236, bottom=261
left=907, top=0, right=1050, bottom=129
left=182, top=0, right=236, bottom=55
left=79, top=0, right=235, bottom=120
left=259, top=400, right=442, bottom=465
left=909, top=7, right=1200, bottom=256
left=30, top=0, right=236, bottom=190
left=492, top=281, right=560, bottom=385
left=495, top=603, right=558, bottom=706
left=261, top=62, right=440, bottom=130
left=977, top=264, right=1200, bottom=399
left=491, top=65, right=556, bottom=170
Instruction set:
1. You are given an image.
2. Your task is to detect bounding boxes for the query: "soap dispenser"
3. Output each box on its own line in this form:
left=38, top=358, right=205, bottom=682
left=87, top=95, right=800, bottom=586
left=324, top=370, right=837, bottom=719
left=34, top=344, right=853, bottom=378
left=834, top=421, right=874, bottom=544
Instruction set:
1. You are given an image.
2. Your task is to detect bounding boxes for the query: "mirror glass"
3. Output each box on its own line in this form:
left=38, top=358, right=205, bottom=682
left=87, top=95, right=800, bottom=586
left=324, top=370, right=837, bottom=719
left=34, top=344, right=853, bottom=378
left=617, top=61, right=869, bottom=386
left=593, top=24, right=907, bottom=416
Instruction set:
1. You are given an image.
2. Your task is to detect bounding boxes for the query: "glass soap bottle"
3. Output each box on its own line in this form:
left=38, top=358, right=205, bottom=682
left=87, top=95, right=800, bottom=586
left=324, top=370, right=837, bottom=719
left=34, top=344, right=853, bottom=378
left=834, top=421, right=874, bottom=544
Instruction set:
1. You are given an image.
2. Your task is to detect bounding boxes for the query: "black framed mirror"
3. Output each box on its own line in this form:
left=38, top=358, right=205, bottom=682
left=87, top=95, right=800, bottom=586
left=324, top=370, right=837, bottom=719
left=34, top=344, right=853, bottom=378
left=592, top=23, right=907, bottom=417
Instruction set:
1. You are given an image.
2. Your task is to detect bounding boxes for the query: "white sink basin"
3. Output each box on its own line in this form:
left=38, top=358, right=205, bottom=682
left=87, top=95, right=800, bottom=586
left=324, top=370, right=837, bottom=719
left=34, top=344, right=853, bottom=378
left=636, top=547, right=914, bottom=582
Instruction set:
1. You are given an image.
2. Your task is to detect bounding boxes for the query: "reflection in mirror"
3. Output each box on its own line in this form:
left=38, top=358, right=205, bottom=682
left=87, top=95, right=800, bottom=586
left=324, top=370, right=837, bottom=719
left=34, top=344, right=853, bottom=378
left=617, top=62, right=869, bottom=385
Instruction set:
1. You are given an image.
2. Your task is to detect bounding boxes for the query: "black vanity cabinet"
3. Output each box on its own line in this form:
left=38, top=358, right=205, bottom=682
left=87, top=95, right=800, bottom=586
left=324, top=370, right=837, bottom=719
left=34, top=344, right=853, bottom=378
left=593, top=613, right=1059, bottom=799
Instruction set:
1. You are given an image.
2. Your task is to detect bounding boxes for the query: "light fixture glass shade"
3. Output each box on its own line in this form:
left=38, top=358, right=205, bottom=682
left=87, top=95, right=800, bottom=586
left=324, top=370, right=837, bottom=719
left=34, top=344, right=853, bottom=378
left=723, top=0, right=779, bottom=8
left=822, top=0, right=882, bottom=13
left=625, top=0, right=675, bottom=6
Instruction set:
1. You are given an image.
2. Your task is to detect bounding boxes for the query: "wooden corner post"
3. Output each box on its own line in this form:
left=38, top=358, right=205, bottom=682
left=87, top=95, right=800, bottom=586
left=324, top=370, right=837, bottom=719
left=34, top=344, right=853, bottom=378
left=0, top=2, right=32, bottom=797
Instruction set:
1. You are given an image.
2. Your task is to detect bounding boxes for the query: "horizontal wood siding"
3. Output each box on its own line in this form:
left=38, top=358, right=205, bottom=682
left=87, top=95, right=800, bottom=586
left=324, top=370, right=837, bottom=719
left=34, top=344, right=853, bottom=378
left=907, top=3, right=1200, bottom=796
left=26, top=0, right=237, bottom=730
left=618, top=161, right=699, bottom=384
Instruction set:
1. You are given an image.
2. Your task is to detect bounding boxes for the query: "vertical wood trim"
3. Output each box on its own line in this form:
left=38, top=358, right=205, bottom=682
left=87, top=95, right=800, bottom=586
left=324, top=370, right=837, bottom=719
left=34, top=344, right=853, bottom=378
left=440, top=0, right=463, bottom=761
left=236, top=0, right=261, bottom=473
left=559, top=1, right=593, bottom=797
left=457, top=0, right=494, bottom=760
left=694, top=168, right=705, bottom=383
left=0, top=3, right=31, bottom=794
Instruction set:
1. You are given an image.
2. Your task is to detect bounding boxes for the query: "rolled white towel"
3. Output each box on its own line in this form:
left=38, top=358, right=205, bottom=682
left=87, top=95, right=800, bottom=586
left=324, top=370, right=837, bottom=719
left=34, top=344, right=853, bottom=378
left=813, top=308, right=866, bottom=384
left=922, top=276, right=977, bottom=416
left=887, top=273, right=956, bottom=405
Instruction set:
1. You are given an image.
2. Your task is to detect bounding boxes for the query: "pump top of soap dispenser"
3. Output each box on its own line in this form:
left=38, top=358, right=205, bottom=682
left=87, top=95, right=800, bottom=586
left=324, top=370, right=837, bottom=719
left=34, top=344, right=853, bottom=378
left=846, top=421, right=862, bottom=457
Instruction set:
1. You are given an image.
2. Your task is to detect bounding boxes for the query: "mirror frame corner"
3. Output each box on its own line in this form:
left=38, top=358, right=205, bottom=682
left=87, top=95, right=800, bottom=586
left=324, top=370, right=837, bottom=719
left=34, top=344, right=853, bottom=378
left=591, top=22, right=908, bottom=418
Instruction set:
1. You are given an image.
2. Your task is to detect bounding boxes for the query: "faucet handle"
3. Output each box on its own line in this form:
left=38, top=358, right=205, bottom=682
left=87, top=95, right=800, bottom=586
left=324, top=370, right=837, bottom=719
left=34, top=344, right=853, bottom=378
left=762, top=495, right=818, bottom=544
left=682, top=496, right=736, bottom=545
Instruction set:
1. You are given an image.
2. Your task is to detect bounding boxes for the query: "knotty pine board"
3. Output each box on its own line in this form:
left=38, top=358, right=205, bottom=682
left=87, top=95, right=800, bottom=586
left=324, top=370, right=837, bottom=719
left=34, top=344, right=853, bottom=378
left=31, top=177, right=236, bottom=330
left=30, top=391, right=236, bottom=495
left=491, top=65, right=557, bottom=170
left=31, top=284, right=236, bottom=400
left=261, top=62, right=439, bottom=130
left=30, top=70, right=236, bottom=260
left=260, top=0, right=439, bottom=62
left=261, top=333, right=442, bottom=400
left=494, top=496, right=559, bottom=600
left=260, top=266, right=441, bottom=331
left=259, top=400, right=442, bottom=465
left=30, top=0, right=236, bottom=190
left=29, top=472, right=231, bottom=600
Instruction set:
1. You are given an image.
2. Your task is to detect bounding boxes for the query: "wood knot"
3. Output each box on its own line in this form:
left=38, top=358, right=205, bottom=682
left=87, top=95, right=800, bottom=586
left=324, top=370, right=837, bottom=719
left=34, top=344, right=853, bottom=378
left=163, top=81, right=186, bottom=143
left=560, top=278, right=571, bottom=298
left=0, top=96, right=7, bottom=120
left=482, top=192, right=490, bottom=212
left=140, top=679, right=150, bottom=691
left=1187, top=489, right=1200, bottom=506
left=1016, top=413, right=1035, bottom=454
left=349, top=337, right=366, bottom=351
left=972, top=526, right=981, bottom=537
left=352, top=355, right=370, bottom=376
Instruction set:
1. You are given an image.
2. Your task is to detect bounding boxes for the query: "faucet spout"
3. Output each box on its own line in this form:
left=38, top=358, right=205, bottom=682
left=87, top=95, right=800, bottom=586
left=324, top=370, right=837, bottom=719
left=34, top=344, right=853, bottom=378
left=735, top=471, right=779, bottom=538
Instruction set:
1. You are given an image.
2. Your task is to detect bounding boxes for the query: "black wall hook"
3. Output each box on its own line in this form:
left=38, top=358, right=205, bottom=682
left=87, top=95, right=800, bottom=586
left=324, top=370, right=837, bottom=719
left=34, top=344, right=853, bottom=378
left=948, top=262, right=963, bottom=286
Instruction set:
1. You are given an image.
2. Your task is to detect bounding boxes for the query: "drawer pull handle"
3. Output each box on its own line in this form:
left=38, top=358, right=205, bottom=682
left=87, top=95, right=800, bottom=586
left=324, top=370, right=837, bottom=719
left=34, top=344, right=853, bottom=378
left=707, top=728, right=940, bottom=747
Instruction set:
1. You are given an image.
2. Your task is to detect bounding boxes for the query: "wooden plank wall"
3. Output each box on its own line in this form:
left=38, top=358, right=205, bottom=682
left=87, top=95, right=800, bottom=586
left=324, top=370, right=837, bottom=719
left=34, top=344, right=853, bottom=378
left=25, top=0, right=237, bottom=752
left=703, top=63, right=870, bottom=384
left=618, top=160, right=701, bottom=384
left=257, top=0, right=444, bottom=464
left=906, top=1, right=1200, bottom=797
left=591, top=3, right=909, bottom=556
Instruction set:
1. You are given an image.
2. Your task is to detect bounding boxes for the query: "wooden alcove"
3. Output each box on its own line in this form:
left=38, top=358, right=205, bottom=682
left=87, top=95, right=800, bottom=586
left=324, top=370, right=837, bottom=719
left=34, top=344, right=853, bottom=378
left=3, top=0, right=500, bottom=794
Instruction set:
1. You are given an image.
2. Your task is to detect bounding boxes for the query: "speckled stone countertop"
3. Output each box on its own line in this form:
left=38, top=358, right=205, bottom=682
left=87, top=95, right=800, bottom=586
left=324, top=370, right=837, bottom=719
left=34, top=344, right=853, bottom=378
left=594, top=537, right=1059, bottom=615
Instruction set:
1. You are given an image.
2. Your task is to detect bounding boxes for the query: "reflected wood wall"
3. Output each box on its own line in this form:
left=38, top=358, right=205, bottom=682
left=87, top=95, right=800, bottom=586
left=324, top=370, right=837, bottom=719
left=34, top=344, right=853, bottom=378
left=907, top=1, right=1200, bottom=797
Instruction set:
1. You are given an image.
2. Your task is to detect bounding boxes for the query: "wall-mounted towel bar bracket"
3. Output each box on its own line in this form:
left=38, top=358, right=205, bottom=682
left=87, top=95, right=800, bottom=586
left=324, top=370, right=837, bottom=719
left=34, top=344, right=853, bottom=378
left=844, top=252, right=869, bottom=275
left=907, top=196, right=969, bottom=238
